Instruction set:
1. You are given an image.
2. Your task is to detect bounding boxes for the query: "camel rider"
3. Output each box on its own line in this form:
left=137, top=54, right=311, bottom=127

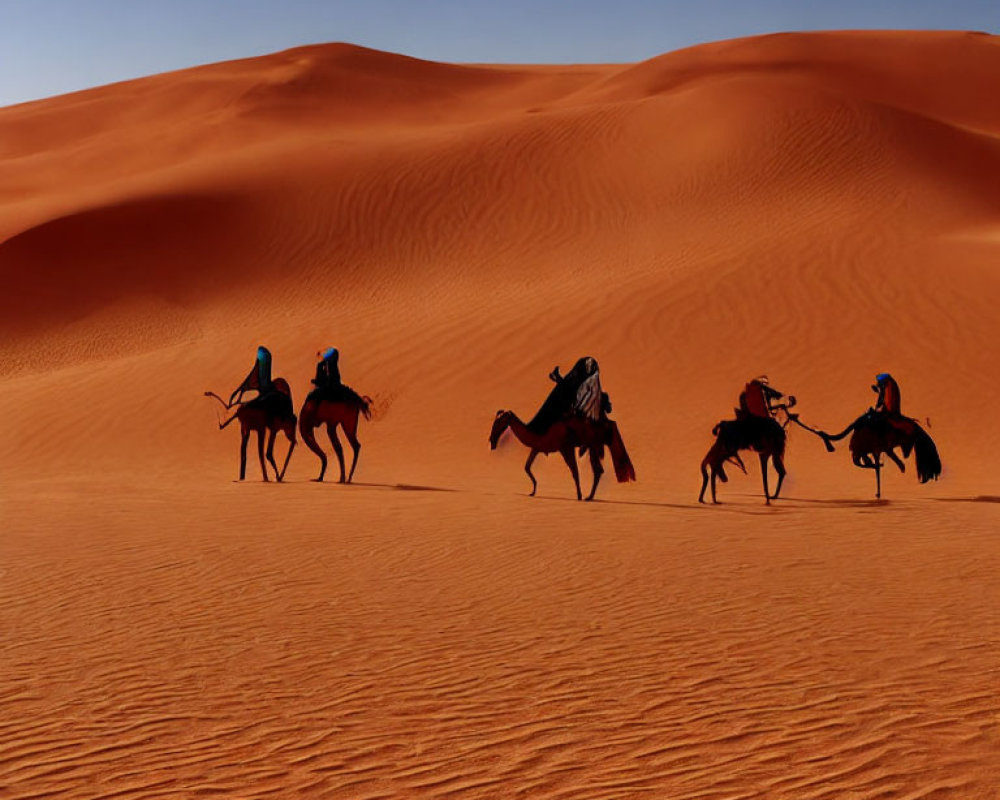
left=310, top=347, right=343, bottom=401
left=528, top=356, right=609, bottom=434
left=738, top=376, right=789, bottom=420
left=873, top=373, right=901, bottom=415
left=229, top=346, right=280, bottom=410
left=872, top=372, right=914, bottom=434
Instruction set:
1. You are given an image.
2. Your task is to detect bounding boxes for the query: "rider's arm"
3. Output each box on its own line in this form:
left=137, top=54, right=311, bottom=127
left=873, top=384, right=886, bottom=411
left=311, top=362, right=325, bottom=386
left=229, top=365, right=258, bottom=405
left=762, top=384, right=784, bottom=402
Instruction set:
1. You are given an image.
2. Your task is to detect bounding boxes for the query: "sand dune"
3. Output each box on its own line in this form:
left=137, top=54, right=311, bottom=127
left=2, top=30, right=999, bottom=798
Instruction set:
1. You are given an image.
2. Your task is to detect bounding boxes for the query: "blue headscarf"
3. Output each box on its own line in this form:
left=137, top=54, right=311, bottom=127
left=322, top=347, right=338, bottom=361
left=875, top=373, right=891, bottom=383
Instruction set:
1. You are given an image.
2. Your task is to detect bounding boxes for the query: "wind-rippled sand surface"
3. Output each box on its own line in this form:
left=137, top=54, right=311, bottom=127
left=2, top=30, right=999, bottom=798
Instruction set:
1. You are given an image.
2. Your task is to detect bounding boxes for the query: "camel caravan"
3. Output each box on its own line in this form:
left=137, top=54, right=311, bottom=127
left=698, top=374, right=940, bottom=504
left=206, top=350, right=940, bottom=503
left=205, top=346, right=371, bottom=484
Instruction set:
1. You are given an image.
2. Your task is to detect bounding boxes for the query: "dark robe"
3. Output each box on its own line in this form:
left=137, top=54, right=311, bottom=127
left=230, top=348, right=284, bottom=414
left=309, top=351, right=344, bottom=402
left=872, top=375, right=913, bottom=434
left=527, top=356, right=601, bottom=435
left=739, top=380, right=784, bottom=420
left=874, top=375, right=902, bottom=416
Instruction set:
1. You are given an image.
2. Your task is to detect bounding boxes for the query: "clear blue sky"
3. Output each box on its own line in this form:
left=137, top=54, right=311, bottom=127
left=2, top=0, right=998, bottom=107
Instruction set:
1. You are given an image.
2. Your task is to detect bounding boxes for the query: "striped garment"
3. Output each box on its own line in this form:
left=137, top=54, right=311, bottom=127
left=574, top=371, right=602, bottom=421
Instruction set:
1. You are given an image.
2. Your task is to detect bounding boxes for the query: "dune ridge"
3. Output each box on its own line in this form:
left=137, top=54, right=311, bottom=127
left=2, top=30, right=999, bottom=798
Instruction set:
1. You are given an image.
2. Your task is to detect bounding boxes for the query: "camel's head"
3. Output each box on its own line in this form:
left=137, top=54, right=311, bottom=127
left=489, top=410, right=511, bottom=450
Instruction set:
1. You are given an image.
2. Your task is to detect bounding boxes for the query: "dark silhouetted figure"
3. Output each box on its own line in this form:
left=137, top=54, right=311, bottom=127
left=699, top=416, right=787, bottom=505
left=737, top=376, right=791, bottom=420
left=490, top=409, right=613, bottom=501
left=532, top=357, right=633, bottom=484
left=204, top=387, right=297, bottom=482
left=310, top=346, right=343, bottom=402
left=819, top=373, right=940, bottom=498
left=872, top=372, right=915, bottom=436
left=299, top=348, right=373, bottom=483
left=228, top=345, right=292, bottom=419
left=701, top=376, right=833, bottom=505
left=205, top=346, right=296, bottom=481
left=491, top=357, right=634, bottom=500
left=528, top=356, right=606, bottom=434
left=874, top=372, right=901, bottom=414
left=229, top=346, right=272, bottom=405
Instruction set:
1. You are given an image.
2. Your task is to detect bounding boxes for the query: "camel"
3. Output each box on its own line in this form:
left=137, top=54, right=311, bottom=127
left=298, top=388, right=372, bottom=483
left=205, top=380, right=296, bottom=481
left=489, top=410, right=634, bottom=501
left=699, top=416, right=787, bottom=505
left=821, top=411, right=941, bottom=498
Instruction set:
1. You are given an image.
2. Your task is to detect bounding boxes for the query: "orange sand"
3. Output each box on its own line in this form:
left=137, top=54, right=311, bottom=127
left=2, top=31, right=999, bottom=798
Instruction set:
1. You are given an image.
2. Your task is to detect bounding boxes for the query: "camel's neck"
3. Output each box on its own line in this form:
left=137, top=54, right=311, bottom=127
left=505, top=414, right=545, bottom=448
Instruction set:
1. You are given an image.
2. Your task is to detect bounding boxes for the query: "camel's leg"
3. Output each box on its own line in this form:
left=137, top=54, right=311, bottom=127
left=300, top=420, right=327, bottom=481
left=257, top=429, right=269, bottom=482
left=326, top=423, right=346, bottom=483
left=560, top=447, right=583, bottom=501
left=266, top=429, right=280, bottom=481
left=278, top=434, right=296, bottom=482
left=760, top=453, right=771, bottom=505
left=771, top=453, right=786, bottom=500
left=239, top=429, right=250, bottom=481
left=585, top=446, right=604, bottom=501
left=701, top=445, right=723, bottom=504
left=886, top=449, right=906, bottom=473
left=524, top=450, right=539, bottom=496
left=342, top=413, right=362, bottom=484
left=854, top=453, right=875, bottom=469
left=875, top=459, right=882, bottom=499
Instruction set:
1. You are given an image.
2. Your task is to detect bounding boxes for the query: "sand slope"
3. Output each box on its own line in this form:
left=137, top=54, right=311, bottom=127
left=2, top=31, right=999, bottom=798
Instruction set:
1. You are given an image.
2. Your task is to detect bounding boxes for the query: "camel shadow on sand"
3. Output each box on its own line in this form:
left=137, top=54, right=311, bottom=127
left=527, top=493, right=784, bottom=515
left=527, top=494, right=693, bottom=511
left=930, top=495, right=1000, bottom=505
left=350, top=481, right=460, bottom=493
left=777, top=496, right=894, bottom=510
left=228, top=480, right=459, bottom=493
